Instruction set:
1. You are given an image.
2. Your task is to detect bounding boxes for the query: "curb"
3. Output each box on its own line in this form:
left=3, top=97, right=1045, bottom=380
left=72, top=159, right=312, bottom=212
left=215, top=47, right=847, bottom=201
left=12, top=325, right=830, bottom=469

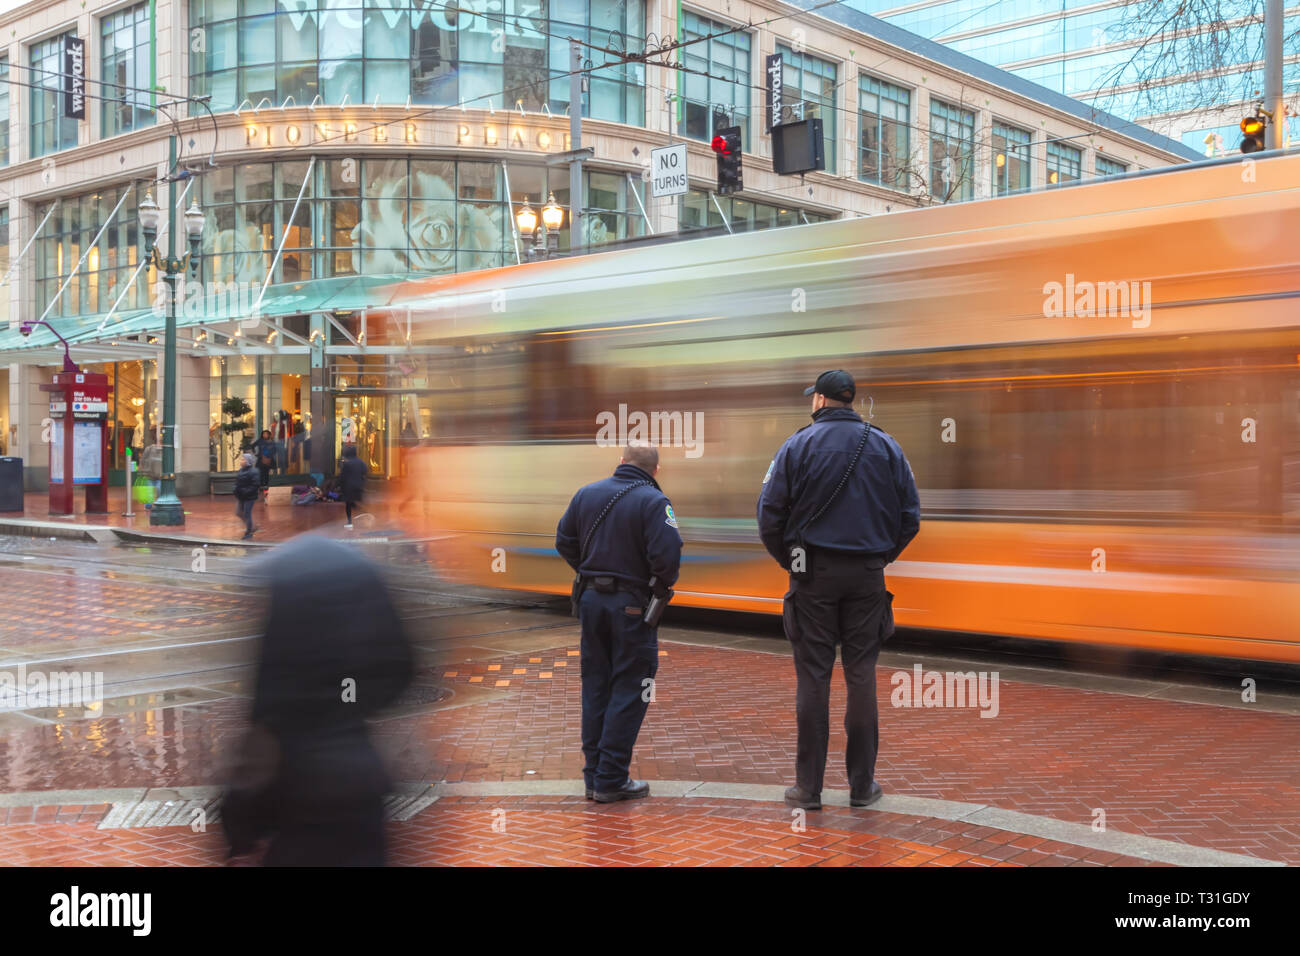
left=0, top=518, right=422, bottom=551
left=0, top=780, right=1284, bottom=867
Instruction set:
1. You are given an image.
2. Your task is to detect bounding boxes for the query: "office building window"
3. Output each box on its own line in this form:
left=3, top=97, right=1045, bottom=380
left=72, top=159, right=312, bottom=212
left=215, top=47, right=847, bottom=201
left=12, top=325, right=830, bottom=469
left=858, top=74, right=909, bottom=188
left=31, top=33, right=80, bottom=157
left=681, top=12, right=751, bottom=147
left=679, top=188, right=833, bottom=231
left=102, top=4, right=156, bottom=137
left=777, top=44, right=837, bottom=170
left=991, top=122, right=1031, bottom=195
left=0, top=57, right=9, bottom=165
left=929, top=98, right=975, bottom=202
left=1047, top=140, right=1083, bottom=184
left=1095, top=155, right=1127, bottom=177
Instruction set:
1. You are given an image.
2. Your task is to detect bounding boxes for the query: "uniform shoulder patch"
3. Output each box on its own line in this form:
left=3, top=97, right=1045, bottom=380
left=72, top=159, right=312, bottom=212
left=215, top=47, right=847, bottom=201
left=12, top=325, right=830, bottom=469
left=664, top=504, right=679, bottom=529
left=762, top=459, right=776, bottom=484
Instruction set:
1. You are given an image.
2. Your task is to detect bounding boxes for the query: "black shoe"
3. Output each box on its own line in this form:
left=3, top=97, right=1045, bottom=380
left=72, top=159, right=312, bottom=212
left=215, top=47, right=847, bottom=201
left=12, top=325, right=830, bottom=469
left=593, top=779, right=649, bottom=803
left=585, top=787, right=594, bottom=800
left=850, top=782, right=884, bottom=808
left=784, top=786, right=822, bottom=810
left=242, top=532, right=254, bottom=540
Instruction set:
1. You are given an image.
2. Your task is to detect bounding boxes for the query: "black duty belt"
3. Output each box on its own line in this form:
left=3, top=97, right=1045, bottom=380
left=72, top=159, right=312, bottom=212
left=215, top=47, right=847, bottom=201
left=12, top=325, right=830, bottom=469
left=582, top=575, right=649, bottom=600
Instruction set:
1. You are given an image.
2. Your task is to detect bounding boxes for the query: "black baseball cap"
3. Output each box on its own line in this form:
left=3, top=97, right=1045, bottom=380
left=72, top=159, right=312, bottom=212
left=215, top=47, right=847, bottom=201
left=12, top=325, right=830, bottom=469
left=803, top=369, right=856, bottom=402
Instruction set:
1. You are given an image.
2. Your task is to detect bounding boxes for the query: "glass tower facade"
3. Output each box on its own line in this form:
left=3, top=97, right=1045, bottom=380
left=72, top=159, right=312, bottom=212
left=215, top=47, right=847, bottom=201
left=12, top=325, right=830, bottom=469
left=188, top=0, right=646, bottom=125
left=843, top=0, right=1299, bottom=151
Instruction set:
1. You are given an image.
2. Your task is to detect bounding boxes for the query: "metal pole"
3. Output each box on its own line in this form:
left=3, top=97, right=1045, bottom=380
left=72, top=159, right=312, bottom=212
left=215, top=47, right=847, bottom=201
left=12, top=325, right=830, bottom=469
left=1265, top=0, right=1284, bottom=150
left=709, top=192, right=733, bottom=234
left=501, top=161, right=523, bottom=265
left=570, top=41, right=583, bottom=255
left=151, top=135, right=184, bottom=526
left=626, top=172, right=655, bottom=235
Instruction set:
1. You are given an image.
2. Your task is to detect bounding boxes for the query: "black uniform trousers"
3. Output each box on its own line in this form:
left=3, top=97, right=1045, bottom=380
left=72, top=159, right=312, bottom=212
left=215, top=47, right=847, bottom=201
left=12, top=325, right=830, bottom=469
left=578, top=587, right=659, bottom=793
left=782, top=555, right=894, bottom=798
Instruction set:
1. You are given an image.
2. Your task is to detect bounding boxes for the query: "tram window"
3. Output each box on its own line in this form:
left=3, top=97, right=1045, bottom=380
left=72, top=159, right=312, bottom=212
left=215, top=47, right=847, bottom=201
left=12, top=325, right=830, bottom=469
left=859, top=340, right=1297, bottom=524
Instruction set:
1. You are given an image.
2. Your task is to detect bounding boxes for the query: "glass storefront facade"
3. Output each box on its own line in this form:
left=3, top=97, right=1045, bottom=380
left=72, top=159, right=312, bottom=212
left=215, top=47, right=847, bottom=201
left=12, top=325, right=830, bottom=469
left=33, top=186, right=154, bottom=319
left=34, top=160, right=650, bottom=310
left=209, top=355, right=311, bottom=473
left=188, top=0, right=645, bottom=125
left=198, top=158, right=648, bottom=283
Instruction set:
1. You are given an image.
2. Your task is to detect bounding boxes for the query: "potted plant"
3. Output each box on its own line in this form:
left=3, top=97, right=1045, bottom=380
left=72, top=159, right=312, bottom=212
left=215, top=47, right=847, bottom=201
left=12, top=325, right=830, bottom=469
left=211, top=396, right=254, bottom=494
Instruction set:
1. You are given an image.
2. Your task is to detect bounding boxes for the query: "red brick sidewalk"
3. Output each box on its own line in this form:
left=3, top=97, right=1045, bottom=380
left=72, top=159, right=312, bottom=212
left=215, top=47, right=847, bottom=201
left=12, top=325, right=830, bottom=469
left=386, top=796, right=1164, bottom=867
left=2, top=639, right=1296, bottom=864
left=0, top=797, right=1162, bottom=867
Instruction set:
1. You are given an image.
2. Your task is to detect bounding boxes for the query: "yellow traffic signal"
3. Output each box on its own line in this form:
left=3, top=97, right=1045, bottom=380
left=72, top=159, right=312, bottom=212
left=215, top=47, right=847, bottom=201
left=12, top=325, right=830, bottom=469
left=1241, top=114, right=1267, bottom=153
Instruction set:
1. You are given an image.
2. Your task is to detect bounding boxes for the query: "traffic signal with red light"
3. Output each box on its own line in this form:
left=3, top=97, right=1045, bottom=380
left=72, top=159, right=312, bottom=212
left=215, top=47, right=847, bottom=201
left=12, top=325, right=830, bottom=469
left=711, top=126, right=743, bottom=195
left=1240, top=113, right=1266, bottom=153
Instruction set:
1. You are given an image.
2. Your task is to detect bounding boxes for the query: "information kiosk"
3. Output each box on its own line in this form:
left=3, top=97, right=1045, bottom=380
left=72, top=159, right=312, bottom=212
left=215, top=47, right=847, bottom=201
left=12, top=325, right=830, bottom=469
left=41, top=371, right=111, bottom=515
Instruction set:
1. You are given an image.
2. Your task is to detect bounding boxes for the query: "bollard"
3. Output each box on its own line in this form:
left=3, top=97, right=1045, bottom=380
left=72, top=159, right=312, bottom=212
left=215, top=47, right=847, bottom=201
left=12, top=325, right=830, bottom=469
left=123, top=449, right=135, bottom=518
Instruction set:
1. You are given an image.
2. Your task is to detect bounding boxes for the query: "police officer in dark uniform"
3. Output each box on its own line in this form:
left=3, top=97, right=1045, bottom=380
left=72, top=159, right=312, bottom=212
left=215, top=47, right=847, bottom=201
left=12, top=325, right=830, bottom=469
left=556, top=443, right=683, bottom=803
left=757, top=370, right=920, bottom=811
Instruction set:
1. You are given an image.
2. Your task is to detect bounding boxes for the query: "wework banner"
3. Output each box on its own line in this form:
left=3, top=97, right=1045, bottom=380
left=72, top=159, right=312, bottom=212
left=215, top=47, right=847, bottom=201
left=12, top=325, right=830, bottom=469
left=63, top=36, right=85, bottom=120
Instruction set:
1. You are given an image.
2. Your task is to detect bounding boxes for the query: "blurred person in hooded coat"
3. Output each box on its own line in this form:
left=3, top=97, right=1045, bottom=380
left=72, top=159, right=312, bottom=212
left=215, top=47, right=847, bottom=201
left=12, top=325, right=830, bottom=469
left=222, top=534, right=414, bottom=866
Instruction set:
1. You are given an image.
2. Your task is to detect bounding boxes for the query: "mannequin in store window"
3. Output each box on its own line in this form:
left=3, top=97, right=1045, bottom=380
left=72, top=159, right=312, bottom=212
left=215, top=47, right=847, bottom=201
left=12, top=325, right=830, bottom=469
left=275, top=410, right=292, bottom=471
left=291, top=417, right=306, bottom=472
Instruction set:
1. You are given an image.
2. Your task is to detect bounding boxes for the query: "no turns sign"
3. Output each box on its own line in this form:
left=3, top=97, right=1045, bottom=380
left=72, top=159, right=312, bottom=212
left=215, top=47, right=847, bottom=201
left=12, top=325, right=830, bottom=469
left=650, top=143, right=689, bottom=198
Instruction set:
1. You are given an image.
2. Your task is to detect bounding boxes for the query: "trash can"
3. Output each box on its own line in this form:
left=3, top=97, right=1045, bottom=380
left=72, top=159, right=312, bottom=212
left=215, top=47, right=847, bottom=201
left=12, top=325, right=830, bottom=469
left=0, top=457, right=22, bottom=512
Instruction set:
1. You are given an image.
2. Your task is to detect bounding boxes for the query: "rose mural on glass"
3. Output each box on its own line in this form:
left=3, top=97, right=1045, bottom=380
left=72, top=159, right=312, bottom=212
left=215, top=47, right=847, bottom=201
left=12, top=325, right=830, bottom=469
left=201, top=162, right=506, bottom=285
left=353, top=162, right=503, bottom=274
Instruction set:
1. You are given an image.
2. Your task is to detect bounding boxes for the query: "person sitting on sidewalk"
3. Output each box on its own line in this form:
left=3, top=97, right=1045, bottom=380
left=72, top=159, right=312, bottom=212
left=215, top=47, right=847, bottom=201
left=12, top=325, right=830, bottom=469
left=234, top=453, right=260, bottom=540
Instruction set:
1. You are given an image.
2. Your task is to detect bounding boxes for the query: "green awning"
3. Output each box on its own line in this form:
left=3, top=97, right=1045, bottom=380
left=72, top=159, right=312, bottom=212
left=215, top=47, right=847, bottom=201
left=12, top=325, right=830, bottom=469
left=0, top=272, right=433, bottom=361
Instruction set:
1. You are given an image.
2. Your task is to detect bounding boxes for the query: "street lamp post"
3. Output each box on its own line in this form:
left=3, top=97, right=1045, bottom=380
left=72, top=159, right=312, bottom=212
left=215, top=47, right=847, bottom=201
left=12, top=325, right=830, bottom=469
left=516, top=193, right=564, bottom=261
left=137, top=137, right=206, bottom=526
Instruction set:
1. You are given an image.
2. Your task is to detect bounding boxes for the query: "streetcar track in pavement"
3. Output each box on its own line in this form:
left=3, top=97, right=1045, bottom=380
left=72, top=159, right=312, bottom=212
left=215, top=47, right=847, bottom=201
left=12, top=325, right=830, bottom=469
left=9, top=536, right=1295, bottom=701
left=3, top=610, right=576, bottom=672
left=0, top=536, right=544, bottom=610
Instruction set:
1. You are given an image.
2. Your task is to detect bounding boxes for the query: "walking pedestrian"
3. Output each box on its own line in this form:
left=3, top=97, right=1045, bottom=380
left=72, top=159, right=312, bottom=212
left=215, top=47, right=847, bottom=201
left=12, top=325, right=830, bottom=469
left=339, top=443, right=367, bottom=530
left=234, top=452, right=260, bottom=540
left=221, top=534, right=414, bottom=865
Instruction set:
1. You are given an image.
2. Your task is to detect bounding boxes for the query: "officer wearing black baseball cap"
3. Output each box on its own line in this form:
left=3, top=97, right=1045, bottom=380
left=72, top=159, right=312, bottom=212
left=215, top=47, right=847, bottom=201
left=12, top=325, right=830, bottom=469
left=756, top=369, right=920, bottom=811
left=803, top=369, right=856, bottom=403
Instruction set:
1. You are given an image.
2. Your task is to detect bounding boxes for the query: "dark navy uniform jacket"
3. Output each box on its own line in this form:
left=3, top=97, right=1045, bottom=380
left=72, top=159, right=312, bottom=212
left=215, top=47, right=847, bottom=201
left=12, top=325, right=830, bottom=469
left=556, top=463, right=684, bottom=593
left=756, top=406, right=920, bottom=568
